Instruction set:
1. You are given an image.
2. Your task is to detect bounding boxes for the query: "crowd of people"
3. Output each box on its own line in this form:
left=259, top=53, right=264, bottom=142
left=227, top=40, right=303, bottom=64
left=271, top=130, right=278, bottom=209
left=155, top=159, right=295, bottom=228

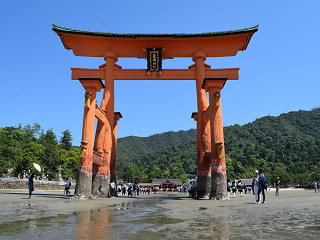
left=227, top=169, right=269, bottom=203
left=110, top=181, right=154, bottom=197
left=187, top=180, right=197, bottom=198
left=108, top=180, right=194, bottom=198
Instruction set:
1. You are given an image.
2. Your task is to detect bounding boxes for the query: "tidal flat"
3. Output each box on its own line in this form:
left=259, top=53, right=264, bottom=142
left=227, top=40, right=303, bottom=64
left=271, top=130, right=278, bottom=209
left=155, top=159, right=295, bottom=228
left=0, top=189, right=319, bottom=239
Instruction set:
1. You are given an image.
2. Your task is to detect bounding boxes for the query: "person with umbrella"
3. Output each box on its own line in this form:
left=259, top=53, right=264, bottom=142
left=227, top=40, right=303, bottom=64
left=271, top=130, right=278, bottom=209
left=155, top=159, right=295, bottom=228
left=28, top=170, right=35, bottom=199
left=28, top=163, right=41, bottom=199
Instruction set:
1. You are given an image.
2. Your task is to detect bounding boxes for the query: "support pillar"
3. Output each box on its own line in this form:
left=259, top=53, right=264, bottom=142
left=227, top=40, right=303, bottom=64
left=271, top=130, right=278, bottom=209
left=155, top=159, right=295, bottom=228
left=92, top=52, right=118, bottom=197
left=191, top=112, right=199, bottom=168
left=110, top=112, right=122, bottom=183
left=192, top=51, right=211, bottom=198
left=75, top=80, right=103, bottom=198
left=203, top=79, right=227, bottom=200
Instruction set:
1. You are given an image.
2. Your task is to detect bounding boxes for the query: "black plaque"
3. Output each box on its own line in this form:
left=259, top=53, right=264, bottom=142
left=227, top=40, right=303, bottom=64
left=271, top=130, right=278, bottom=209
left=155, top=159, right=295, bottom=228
left=146, top=48, right=162, bottom=74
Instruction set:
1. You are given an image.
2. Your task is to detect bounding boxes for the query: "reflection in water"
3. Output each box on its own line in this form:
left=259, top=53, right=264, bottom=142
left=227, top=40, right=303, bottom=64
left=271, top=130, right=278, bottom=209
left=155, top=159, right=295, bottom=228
left=75, top=208, right=113, bottom=239
left=185, top=214, right=229, bottom=240
left=201, top=216, right=229, bottom=240
left=73, top=200, right=230, bottom=239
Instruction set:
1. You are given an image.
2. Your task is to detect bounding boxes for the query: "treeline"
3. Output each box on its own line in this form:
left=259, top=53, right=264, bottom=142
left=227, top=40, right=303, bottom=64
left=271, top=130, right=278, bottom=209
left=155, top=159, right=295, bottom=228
left=0, top=124, right=79, bottom=179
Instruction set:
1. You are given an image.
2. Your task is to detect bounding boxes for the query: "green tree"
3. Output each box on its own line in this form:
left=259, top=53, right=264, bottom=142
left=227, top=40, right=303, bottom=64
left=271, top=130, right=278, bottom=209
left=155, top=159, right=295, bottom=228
left=39, top=129, right=60, bottom=179
left=59, top=147, right=79, bottom=179
left=60, top=130, right=73, bottom=151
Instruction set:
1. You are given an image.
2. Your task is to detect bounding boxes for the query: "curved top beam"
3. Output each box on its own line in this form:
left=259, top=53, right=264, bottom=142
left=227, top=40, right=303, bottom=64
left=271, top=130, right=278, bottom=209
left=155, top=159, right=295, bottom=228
left=52, top=24, right=258, bottom=39
left=52, top=24, right=258, bottom=58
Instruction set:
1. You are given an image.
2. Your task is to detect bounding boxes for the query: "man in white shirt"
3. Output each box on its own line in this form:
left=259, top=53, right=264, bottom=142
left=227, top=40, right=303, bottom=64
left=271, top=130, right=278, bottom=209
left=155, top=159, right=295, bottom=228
left=110, top=181, right=116, bottom=197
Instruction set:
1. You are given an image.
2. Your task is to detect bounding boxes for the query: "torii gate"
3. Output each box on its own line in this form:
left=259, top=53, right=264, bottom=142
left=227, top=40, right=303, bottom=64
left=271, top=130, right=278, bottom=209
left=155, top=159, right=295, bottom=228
left=53, top=24, right=258, bottom=199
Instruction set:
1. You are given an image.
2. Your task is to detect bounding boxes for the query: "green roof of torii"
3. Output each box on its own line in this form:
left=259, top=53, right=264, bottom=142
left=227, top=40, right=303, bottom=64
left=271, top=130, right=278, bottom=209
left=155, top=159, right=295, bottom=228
left=52, top=24, right=259, bottom=38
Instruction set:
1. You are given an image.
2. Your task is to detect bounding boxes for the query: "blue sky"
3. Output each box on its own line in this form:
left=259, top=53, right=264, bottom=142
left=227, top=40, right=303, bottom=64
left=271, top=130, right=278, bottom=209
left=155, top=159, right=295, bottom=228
left=1, top=1, right=319, bottom=145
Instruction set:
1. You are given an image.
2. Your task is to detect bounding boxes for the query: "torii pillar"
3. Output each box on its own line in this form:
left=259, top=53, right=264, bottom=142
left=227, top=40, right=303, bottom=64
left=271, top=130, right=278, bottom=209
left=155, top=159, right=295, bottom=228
left=75, top=79, right=104, bottom=198
left=192, top=51, right=212, bottom=198
left=191, top=112, right=199, bottom=168
left=110, top=112, right=122, bottom=183
left=202, top=78, right=227, bottom=199
left=92, top=52, right=118, bottom=197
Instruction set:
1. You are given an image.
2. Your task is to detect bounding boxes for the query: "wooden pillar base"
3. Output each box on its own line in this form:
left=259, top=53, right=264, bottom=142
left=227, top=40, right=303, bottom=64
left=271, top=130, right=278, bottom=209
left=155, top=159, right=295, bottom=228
left=74, top=168, right=93, bottom=199
left=92, top=172, right=110, bottom=197
left=197, top=174, right=211, bottom=198
left=197, top=151, right=211, bottom=198
left=210, top=171, right=227, bottom=200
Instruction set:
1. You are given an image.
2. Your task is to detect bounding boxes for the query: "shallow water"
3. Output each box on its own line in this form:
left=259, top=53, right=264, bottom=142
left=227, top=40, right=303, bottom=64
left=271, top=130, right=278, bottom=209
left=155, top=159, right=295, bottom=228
left=0, top=195, right=320, bottom=239
left=0, top=197, right=183, bottom=240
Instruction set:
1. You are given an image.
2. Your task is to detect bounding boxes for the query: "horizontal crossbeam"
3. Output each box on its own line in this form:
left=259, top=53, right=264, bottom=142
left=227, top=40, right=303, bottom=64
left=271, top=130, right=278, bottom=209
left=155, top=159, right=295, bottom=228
left=71, top=68, right=239, bottom=81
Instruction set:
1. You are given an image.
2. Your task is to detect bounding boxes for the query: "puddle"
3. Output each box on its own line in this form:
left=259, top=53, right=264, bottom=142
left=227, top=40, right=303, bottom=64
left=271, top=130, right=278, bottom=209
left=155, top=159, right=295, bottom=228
left=0, top=197, right=183, bottom=240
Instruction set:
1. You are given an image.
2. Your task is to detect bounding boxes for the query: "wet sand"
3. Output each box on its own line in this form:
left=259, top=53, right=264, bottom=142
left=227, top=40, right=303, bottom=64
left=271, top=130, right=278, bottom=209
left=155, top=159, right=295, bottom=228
left=0, top=189, right=135, bottom=224
left=0, top=188, right=319, bottom=239
left=155, top=188, right=320, bottom=239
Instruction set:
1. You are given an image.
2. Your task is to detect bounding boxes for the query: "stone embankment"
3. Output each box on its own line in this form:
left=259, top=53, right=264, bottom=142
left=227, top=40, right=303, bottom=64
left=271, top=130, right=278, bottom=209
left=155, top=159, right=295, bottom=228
left=0, top=178, right=75, bottom=190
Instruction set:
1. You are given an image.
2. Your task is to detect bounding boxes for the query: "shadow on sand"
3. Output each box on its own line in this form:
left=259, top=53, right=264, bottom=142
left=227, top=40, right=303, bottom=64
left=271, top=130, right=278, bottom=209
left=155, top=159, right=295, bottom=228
left=0, top=191, right=72, bottom=200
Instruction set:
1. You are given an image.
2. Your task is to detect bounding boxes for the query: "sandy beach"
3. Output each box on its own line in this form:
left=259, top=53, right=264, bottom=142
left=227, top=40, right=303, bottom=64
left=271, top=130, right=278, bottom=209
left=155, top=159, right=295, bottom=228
left=155, top=188, right=320, bottom=239
left=0, top=189, right=134, bottom=224
left=0, top=188, right=319, bottom=239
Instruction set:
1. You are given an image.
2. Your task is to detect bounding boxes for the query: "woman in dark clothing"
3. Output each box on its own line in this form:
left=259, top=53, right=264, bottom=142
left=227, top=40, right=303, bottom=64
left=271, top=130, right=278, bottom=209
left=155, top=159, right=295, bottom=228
left=28, top=171, right=35, bottom=199
left=258, top=169, right=267, bottom=204
left=275, top=177, right=280, bottom=196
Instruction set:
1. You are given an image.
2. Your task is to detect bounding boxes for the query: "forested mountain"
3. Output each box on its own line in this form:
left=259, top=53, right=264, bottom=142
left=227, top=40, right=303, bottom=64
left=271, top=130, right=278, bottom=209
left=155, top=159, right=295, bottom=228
left=116, top=108, right=320, bottom=184
left=116, top=130, right=196, bottom=162
left=1, top=108, right=319, bottom=185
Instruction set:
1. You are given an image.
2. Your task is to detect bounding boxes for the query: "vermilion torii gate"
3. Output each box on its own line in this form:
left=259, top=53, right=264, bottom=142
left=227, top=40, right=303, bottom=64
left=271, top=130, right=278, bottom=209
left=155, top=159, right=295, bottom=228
left=53, top=24, right=258, bottom=199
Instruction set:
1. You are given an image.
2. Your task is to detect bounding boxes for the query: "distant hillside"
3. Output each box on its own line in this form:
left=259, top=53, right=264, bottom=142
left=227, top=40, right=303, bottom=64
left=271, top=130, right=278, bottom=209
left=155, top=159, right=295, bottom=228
left=116, top=108, right=320, bottom=184
left=224, top=107, right=320, bottom=183
left=117, top=129, right=196, bottom=162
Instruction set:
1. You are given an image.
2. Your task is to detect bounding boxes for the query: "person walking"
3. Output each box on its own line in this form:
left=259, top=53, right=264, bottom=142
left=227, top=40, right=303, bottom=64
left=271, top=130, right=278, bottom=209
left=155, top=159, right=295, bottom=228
left=127, top=182, right=132, bottom=197
left=28, top=171, right=35, bottom=199
left=232, top=180, right=237, bottom=196
left=192, top=180, right=197, bottom=198
left=237, top=180, right=243, bottom=197
left=258, top=169, right=267, bottom=204
left=188, top=181, right=193, bottom=198
left=65, top=178, right=71, bottom=196
left=243, top=183, right=247, bottom=194
left=132, top=183, right=137, bottom=197
left=227, top=179, right=231, bottom=199
left=252, top=170, right=259, bottom=203
left=110, top=181, right=116, bottom=197
left=117, top=184, right=122, bottom=195
left=313, top=181, right=318, bottom=193
left=275, top=177, right=280, bottom=196
left=122, top=183, right=127, bottom=196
